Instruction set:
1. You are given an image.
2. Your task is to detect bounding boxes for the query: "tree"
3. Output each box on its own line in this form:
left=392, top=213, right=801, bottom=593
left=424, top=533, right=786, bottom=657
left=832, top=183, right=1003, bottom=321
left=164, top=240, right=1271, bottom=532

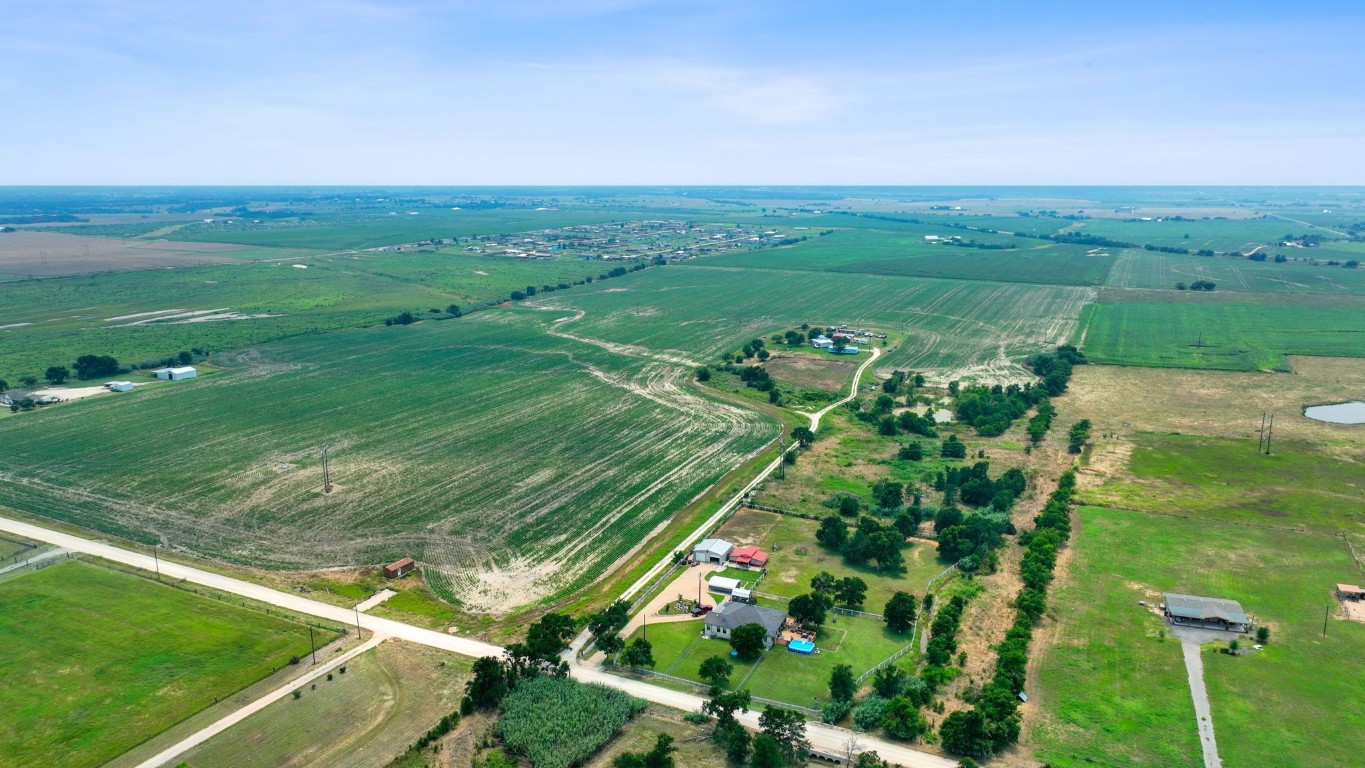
left=941, top=435, right=967, bottom=459
left=72, top=354, right=119, bottom=380
left=44, top=366, right=69, bottom=385
left=854, top=752, right=892, bottom=768
left=871, top=480, right=903, bottom=510
left=466, top=656, right=508, bottom=709
left=177, top=350, right=193, bottom=365
left=1256, top=626, right=1270, bottom=644
left=791, top=427, right=815, bottom=447
left=0, top=379, right=7, bottom=392
left=696, top=366, right=711, bottom=382
left=788, top=593, right=827, bottom=628
left=730, top=623, right=768, bottom=661
left=699, top=656, right=733, bottom=693
left=884, top=592, right=917, bottom=634
left=757, top=349, right=771, bottom=361
left=829, top=664, right=856, bottom=702
left=898, top=442, right=923, bottom=461
left=589, top=601, right=630, bottom=656
left=835, top=577, right=867, bottom=608
left=1067, top=419, right=1092, bottom=454
left=816, top=516, right=848, bottom=550
left=621, top=637, right=655, bottom=668
left=872, top=665, right=905, bottom=699
left=447, top=304, right=463, bottom=317
left=880, top=696, right=928, bottom=740
left=939, top=710, right=993, bottom=759
left=525, top=613, right=576, bottom=660
left=758, top=705, right=810, bottom=765
left=718, top=719, right=751, bottom=763
left=613, top=733, right=676, bottom=768
left=750, top=734, right=784, bottom=768
left=810, top=571, right=838, bottom=596
left=704, top=688, right=752, bottom=726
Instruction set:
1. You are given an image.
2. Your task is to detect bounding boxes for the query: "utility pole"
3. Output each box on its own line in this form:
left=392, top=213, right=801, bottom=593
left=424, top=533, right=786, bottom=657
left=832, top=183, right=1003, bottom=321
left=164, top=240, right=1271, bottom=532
left=1265, top=413, right=1274, bottom=455
left=354, top=605, right=362, bottom=639
left=1324, top=605, right=1330, bottom=638
left=777, top=434, right=785, bottom=480
left=1258, top=412, right=1268, bottom=453
left=153, top=545, right=160, bottom=580
left=321, top=444, right=332, bottom=493
left=309, top=625, right=318, bottom=664
left=642, top=611, right=647, bottom=641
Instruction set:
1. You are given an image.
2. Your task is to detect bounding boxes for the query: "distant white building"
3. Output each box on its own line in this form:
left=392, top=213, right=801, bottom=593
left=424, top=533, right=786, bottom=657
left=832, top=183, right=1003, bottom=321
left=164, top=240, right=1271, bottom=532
left=105, top=381, right=134, bottom=392
left=810, top=336, right=833, bottom=349
left=153, top=366, right=198, bottom=381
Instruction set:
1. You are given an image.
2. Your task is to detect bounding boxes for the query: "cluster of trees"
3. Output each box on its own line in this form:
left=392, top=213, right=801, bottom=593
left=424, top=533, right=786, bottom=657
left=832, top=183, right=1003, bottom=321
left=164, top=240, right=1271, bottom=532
left=940, top=434, right=967, bottom=459
left=131, top=348, right=204, bottom=372
left=816, top=514, right=914, bottom=574
left=1026, top=400, right=1056, bottom=445
left=933, top=505, right=1011, bottom=570
left=880, top=369, right=924, bottom=395
left=384, top=310, right=417, bottom=326
left=1175, top=279, right=1216, bottom=291
left=940, top=470, right=1077, bottom=760
left=464, top=612, right=578, bottom=712
left=922, top=593, right=970, bottom=690
left=1067, top=420, right=1091, bottom=454
left=612, top=734, right=676, bottom=768
left=738, top=337, right=770, bottom=361
left=695, top=655, right=811, bottom=766
left=933, top=462, right=1025, bottom=509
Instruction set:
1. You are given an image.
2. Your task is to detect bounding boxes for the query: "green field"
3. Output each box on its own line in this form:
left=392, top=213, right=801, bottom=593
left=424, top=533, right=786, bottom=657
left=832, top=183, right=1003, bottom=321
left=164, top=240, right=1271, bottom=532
left=0, top=309, right=775, bottom=612
left=1104, top=248, right=1365, bottom=293
left=538, top=265, right=1094, bottom=382
left=1077, top=298, right=1365, bottom=370
left=0, top=250, right=625, bottom=382
left=1033, top=506, right=1365, bottom=768
left=1086, top=433, right=1365, bottom=534
left=176, top=642, right=469, bottom=768
left=694, top=227, right=1113, bottom=286
left=1071, top=216, right=1336, bottom=252
left=0, top=559, right=319, bottom=768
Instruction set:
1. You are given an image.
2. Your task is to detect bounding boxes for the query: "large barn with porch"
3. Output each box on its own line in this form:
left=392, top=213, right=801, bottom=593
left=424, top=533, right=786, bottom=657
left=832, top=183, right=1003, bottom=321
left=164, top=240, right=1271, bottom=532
left=1163, top=592, right=1250, bottom=633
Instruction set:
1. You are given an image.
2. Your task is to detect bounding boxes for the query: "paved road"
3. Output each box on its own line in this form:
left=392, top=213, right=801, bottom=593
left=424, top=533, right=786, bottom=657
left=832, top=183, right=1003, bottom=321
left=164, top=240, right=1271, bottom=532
left=130, top=634, right=387, bottom=768
left=0, top=514, right=954, bottom=768
left=620, top=345, right=882, bottom=604
left=1179, top=639, right=1223, bottom=768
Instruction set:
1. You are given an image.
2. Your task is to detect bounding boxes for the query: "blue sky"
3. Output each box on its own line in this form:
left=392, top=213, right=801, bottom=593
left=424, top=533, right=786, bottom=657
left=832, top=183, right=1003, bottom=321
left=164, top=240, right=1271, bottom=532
left=2, top=1, right=1362, bottom=184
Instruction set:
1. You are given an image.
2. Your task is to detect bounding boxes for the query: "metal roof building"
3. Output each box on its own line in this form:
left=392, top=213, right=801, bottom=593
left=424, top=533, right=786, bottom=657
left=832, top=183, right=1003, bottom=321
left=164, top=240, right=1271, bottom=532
left=1163, top=593, right=1250, bottom=632
left=692, top=538, right=733, bottom=565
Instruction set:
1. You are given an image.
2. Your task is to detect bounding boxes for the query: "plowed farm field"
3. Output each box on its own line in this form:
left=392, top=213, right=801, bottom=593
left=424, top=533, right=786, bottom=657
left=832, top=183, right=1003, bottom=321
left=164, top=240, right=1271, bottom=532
left=0, top=309, right=777, bottom=612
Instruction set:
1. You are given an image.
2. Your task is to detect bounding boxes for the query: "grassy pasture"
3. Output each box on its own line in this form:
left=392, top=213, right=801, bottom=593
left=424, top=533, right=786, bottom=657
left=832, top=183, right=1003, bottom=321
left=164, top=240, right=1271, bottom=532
left=1032, top=506, right=1365, bottom=768
left=694, top=227, right=1113, bottom=286
left=0, top=310, right=776, bottom=612
left=1083, top=433, right=1365, bottom=535
left=537, top=265, right=1094, bottom=383
left=1104, top=248, right=1365, bottom=293
left=176, top=642, right=470, bottom=768
left=0, top=559, right=318, bottom=768
left=583, top=709, right=727, bottom=768
left=1077, top=298, right=1365, bottom=370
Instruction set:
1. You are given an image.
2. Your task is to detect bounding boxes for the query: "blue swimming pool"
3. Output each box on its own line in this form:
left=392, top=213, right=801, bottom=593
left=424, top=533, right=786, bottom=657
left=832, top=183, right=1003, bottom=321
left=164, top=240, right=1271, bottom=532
left=788, top=639, right=815, bottom=654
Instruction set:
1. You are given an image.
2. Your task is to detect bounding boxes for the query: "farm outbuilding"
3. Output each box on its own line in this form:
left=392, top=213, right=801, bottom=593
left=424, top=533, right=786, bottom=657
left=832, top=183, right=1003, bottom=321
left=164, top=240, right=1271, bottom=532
left=728, top=545, right=769, bottom=568
left=383, top=557, right=416, bottom=579
left=1163, top=592, right=1250, bottom=632
left=829, top=346, right=860, bottom=355
left=810, top=336, right=833, bottom=349
left=105, top=381, right=134, bottom=392
left=708, top=576, right=741, bottom=595
left=692, top=538, right=733, bottom=564
left=702, top=602, right=788, bottom=647
left=153, top=366, right=198, bottom=381
left=1338, top=584, right=1365, bottom=601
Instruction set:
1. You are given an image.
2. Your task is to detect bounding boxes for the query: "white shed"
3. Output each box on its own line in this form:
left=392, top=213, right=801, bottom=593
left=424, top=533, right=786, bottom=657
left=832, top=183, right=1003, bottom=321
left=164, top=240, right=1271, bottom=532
left=106, top=381, right=134, bottom=392
left=692, top=538, right=734, bottom=565
left=708, top=576, right=741, bottom=595
left=154, top=366, right=198, bottom=381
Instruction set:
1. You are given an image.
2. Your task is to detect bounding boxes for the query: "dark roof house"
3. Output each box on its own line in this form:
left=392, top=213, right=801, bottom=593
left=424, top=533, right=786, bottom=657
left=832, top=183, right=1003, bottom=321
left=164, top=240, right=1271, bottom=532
left=1163, top=592, right=1249, bottom=631
left=702, top=602, right=788, bottom=647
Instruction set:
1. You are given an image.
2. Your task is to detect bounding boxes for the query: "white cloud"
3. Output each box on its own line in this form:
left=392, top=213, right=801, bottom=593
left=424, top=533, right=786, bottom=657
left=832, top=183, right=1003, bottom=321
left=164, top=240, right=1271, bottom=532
left=635, top=65, right=848, bottom=125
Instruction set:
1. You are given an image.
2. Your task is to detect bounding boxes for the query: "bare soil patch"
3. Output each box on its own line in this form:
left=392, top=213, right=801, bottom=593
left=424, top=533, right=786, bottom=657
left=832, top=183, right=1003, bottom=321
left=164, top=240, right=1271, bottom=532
left=0, top=230, right=242, bottom=276
left=765, top=352, right=858, bottom=392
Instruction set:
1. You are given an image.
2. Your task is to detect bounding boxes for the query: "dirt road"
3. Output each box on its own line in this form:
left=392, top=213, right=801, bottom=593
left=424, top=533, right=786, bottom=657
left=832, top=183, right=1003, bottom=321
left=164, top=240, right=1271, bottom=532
left=0, top=513, right=953, bottom=768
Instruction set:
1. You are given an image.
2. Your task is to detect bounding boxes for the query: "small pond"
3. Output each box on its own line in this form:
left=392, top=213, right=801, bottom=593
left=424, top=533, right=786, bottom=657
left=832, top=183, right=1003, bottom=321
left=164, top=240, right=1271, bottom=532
left=1303, top=401, right=1365, bottom=425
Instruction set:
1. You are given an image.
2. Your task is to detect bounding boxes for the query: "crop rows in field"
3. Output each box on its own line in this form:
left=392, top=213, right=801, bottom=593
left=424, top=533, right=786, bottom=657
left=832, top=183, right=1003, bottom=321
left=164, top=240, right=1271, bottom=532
left=1104, top=248, right=1365, bottom=294
left=695, top=227, right=1113, bottom=286
left=1076, top=298, right=1365, bottom=371
left=534, top=265, right=1095, bottom=383
left=0, top=311, right=776, bottom=611
left=1068, top=216, right=1336, bottom=252
left=0, top=251, right=619, bottom=382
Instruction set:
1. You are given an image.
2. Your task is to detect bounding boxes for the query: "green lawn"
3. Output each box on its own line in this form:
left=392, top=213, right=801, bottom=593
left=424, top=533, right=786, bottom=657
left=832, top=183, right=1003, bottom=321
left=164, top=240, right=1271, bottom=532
left=1033, top=507, right=1365, bottom=768
left=624, top=611, right=911, bottom=709
left=1078, top=298, right=1365, bottom=370
left=0, top=559, right=321, bottom=768
left=1087, top=433, right=1365, bottom=534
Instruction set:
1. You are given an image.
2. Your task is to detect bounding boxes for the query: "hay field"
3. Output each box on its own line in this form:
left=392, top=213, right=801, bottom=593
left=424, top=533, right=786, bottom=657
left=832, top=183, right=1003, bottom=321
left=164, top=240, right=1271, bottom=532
left=536, top=265, right=1094, bottom=384
left=0, top=310, right=776, bottom=612
left=1104, top=248, right=1365, bottom=294
left=0, top=229, right=254, bottom=278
